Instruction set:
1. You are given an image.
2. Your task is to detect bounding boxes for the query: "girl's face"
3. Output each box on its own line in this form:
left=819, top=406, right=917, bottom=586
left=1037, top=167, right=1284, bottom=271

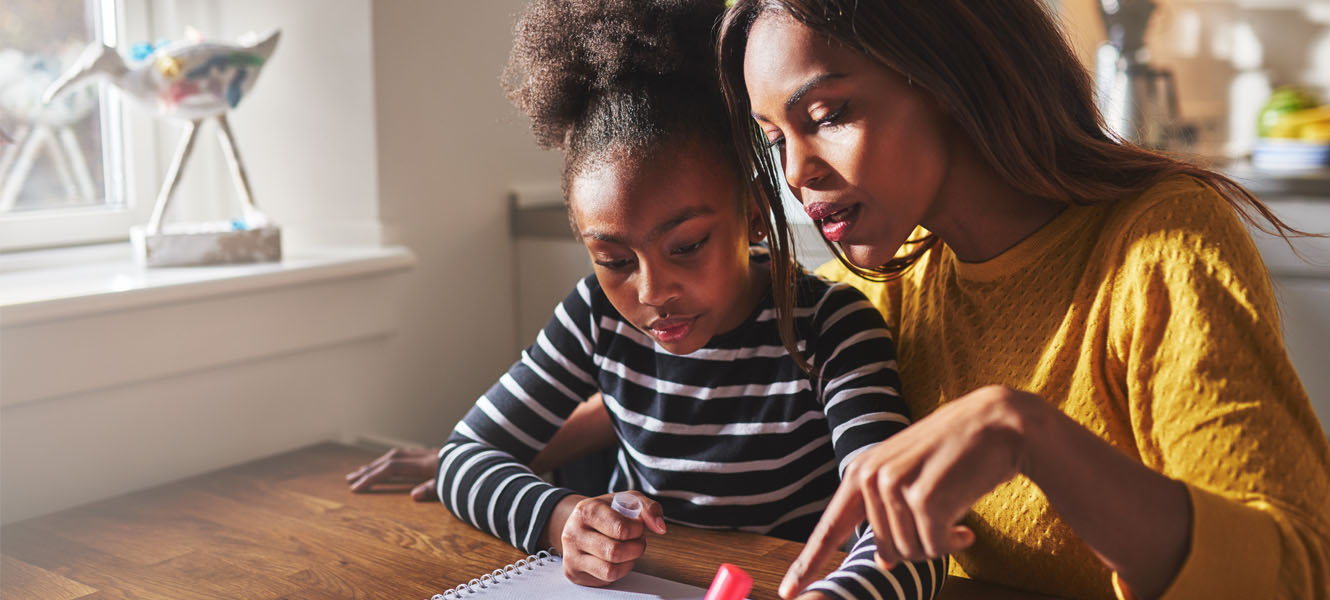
left=569, top=143, right=766, bottom=355
left=743, top=12, right=953, bottom=269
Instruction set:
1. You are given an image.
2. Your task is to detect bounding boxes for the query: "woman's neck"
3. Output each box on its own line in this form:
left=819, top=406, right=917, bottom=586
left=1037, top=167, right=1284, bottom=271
left=920, top=132, right=1067, bottom=263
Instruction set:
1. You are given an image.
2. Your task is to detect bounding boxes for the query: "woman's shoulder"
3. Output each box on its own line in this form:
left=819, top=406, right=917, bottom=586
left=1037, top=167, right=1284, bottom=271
left=1101, top=174, right=1251, bottom=248
left=1094, top=173, right=1276, bottom=313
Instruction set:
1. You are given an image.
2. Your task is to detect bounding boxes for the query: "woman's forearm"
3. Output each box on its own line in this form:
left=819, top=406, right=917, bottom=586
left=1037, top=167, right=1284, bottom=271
left=1015, top=394, right=1191, bottom=599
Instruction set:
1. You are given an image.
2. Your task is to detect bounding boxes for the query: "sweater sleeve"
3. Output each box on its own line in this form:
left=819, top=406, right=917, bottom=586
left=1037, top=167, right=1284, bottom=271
left=801, top=281, right=949, bottom=600
left=1109, top=187, right=1330, bottom=600
left=437, top=277, right=604, bottom=554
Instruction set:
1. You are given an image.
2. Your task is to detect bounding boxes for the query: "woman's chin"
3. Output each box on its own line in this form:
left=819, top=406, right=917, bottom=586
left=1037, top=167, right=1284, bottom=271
left=839, top=243, right=897, bottom=271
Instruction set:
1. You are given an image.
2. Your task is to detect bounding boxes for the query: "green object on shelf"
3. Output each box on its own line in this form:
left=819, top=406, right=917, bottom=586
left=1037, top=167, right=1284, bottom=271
left=1258, top=86, right=1318, bottom=138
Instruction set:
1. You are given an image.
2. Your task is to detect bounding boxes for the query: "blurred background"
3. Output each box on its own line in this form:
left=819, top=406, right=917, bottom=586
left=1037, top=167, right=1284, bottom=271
left=1, top=0, right=1327, bottom=526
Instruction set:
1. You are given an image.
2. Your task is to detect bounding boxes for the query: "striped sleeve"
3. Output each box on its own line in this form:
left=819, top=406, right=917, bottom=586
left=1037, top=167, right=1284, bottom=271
left=438, top=277, right=603, bottom=554
left=805, top=282, right=947, bottom=600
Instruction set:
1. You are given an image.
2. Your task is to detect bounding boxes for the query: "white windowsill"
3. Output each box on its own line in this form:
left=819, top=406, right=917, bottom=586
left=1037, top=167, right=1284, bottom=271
left=0, top=243, right=415, bottom=327
left=0, top=243, right=416, bottom=407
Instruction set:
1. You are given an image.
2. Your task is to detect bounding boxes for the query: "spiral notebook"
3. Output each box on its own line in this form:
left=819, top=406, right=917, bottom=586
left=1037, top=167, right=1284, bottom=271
left=428, top=550, right=715, bottom=599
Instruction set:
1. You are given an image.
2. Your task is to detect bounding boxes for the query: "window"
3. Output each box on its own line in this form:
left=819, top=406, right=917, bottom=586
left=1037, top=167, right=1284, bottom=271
left=0, top=0, right=155, bottom=252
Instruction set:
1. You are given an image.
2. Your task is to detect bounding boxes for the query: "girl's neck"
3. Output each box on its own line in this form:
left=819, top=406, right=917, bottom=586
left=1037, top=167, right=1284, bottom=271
left=715, top=255, right=772, bottom=338
left=920, top=130, right=1067, bottom=263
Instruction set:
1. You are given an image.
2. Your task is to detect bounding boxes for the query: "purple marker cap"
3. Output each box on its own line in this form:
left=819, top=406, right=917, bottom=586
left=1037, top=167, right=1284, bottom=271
left=610, top=492, right=641, bottom=519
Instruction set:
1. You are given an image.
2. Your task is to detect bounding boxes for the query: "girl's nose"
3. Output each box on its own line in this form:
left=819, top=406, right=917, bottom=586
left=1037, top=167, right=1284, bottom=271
left=637, top=262, right=679, bottom=308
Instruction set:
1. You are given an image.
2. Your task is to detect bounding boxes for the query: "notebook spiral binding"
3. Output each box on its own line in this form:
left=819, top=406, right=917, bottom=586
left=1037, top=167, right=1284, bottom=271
left=429, top=549, right=559, bottom=599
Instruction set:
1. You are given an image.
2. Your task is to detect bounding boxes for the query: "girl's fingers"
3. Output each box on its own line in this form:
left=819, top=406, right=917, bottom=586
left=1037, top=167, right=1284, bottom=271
left=344, top=457, right=381, bottom=481
left=562, top=552, right=614, bottom=587
left=623, top=491, right=668, bottom=534
left=348, top=462, right=392, bottom=492
left=588, top=499, right=645, bottom=541
left=345, top=448, right=420, bottom=482
left=780, top=481, right=864, bottom=599
left=562, top=513, right=642, bottom=584
left=410, top=478, right=438, bottom=502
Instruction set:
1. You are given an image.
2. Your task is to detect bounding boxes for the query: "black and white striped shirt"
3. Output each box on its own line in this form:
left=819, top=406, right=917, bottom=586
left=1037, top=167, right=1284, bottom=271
left=438, top=271, right=946, bottom=599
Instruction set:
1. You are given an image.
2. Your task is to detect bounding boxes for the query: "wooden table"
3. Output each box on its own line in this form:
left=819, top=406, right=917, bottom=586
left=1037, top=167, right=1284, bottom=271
left=1, top=443, right=1049, bottom=600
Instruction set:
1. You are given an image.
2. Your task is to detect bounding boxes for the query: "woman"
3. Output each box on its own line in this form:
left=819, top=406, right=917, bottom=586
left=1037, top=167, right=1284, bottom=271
left=717, top=1, right=1330, bottom=599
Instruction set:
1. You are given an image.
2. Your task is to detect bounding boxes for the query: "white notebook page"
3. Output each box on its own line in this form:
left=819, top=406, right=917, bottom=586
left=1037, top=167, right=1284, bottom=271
left=433, top=555, right=733, bottom=600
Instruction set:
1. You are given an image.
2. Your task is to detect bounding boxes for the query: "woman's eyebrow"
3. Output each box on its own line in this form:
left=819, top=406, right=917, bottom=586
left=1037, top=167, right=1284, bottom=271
left=784, top=72, right=847, bottom=110
left=751, top=72, right=848, bottom=122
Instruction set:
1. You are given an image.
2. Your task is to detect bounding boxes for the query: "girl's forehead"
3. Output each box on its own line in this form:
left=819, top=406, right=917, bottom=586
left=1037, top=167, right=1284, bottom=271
left=568, top=152, right=744, bottom=236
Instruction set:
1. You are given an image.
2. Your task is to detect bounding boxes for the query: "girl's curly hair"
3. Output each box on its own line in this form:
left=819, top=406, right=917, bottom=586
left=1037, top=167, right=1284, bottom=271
left=504, top=0, right=733, bottom=179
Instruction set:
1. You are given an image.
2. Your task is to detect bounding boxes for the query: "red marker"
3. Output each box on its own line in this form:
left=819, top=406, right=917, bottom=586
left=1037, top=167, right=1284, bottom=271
left=704, top=563, right=752, bottom=600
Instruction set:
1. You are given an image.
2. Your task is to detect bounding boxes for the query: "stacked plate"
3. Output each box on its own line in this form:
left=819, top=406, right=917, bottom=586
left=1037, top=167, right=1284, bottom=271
left=1252, top=139, right=1330, bottom=172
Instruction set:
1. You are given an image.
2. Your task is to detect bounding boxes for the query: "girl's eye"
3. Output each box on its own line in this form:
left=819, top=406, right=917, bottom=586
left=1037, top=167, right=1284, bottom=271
left=594, top=257, right=633, bottom=271
left=671, top=235, right=709, bottom=256
left=764, top=133, right=785, bottom=150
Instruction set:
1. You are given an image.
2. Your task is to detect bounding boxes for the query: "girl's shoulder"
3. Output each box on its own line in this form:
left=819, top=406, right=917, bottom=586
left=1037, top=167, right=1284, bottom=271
left=563, top=272, right=622, bottom=322
left=793, top=270, right=891, bottom=332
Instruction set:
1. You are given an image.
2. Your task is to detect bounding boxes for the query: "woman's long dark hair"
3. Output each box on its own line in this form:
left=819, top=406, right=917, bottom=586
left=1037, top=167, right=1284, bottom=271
left=718, top=1, right=1308, bottom=344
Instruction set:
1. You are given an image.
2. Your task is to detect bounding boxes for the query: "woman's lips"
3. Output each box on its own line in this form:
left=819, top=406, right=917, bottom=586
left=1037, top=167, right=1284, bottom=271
left=648, top=317, right=695, bottom=343
left=806, top=202, right=860, bottom=243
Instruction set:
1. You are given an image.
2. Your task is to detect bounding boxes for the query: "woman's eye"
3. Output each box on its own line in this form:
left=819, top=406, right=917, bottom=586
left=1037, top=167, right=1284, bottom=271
left=671, top=235, right=709, bottom=256
left=813, top=102, right=848, bottom=127
left=765, top=134, right=785, bottom=150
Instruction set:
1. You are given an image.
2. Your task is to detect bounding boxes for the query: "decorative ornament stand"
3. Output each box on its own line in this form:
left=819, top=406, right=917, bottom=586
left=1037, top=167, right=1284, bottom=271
left=44, top=30, right=282, bottom=267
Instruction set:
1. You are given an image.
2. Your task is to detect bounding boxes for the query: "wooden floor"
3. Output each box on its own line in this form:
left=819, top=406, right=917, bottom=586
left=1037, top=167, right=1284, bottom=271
left=1, top=442, right=1052, bottom=600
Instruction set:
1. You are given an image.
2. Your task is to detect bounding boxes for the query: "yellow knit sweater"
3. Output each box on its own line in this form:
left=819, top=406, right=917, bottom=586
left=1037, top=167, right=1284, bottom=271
left=817, top=176, right=1330, bottom=600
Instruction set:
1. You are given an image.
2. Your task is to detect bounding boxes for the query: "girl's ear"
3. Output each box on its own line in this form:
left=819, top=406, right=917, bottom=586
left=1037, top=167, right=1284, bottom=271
left=747, top=200, right=768, bottom=244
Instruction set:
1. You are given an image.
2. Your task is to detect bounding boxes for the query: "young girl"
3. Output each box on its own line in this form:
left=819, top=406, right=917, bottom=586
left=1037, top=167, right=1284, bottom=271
left=717, top=1, right=1330, bottom=600
left=354, top=1, right=942, bottom=598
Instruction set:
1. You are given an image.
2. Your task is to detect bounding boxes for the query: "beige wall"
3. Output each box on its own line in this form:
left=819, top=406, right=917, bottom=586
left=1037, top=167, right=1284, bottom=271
left=358, top=0, right=562, bottom=445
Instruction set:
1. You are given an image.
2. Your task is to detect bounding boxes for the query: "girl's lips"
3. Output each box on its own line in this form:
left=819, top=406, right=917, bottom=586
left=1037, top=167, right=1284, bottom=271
left=648, top=317, right=695, bottom=343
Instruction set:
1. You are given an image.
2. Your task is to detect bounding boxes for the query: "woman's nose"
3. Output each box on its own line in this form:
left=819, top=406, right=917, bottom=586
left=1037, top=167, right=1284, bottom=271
left=782, top=137, right=829, bottom=189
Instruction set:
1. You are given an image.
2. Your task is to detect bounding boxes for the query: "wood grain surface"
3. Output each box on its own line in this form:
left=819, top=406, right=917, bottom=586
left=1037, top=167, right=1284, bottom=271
left=0, top=442, right=1053, bottom=600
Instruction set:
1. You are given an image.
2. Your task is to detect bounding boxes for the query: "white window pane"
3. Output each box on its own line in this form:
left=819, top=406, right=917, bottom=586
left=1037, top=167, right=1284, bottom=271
left=0, top=0, right=121, bottom=215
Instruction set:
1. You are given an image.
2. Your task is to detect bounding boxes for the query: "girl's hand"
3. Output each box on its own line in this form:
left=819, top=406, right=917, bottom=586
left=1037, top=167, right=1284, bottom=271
left=780, top=386, right=1043, bottom=598
left=552, top=491, right=667, bottom=586
left=345, top=447, right=441, bottom=501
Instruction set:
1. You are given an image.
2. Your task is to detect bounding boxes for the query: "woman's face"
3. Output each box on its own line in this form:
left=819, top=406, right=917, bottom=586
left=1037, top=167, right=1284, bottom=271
left=744, top=12, right=952, bottom=269
left=568, top=142, right=764, bottom=355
